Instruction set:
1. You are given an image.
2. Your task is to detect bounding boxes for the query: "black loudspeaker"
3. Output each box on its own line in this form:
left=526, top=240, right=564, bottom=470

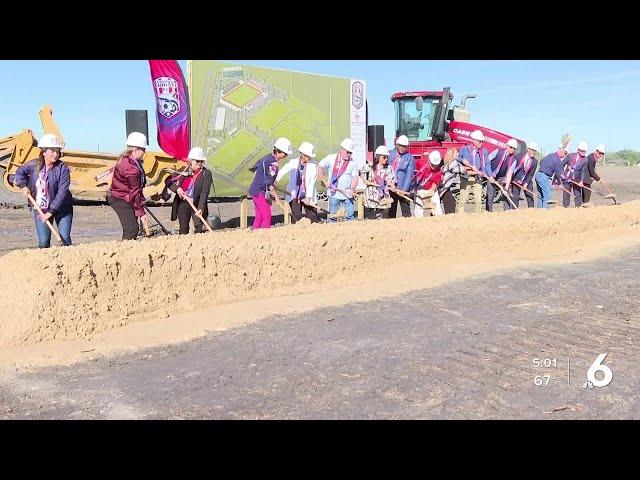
left=367, top=125, right=385, bottom=152
left=125, top=110, right=149, bottom=140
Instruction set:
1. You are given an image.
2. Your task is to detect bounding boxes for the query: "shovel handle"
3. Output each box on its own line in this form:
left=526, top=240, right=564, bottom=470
left=185, top=196, right=214, bottom=233
left=141, top=216, right=151, bottom=237
left=493, top=178, right=518, bottom=209
left=26, top=193, right=64, bottom=244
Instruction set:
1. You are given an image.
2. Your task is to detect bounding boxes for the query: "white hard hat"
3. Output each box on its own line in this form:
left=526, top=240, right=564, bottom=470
left=507, top=139, right=518, bottom=149
left=374, top=145, right=389, bottom=156
left=126, top=131, right=148, bottom=149
left=187, top=147, right=207, bottom=161
left=429, top=151, right=442, bottom=165
left=339, top=138, right=355, bottom=153
left=527, top=142, right=539, bottom=152
left=38, top=133, right=62, bottom=149
left=470, top=130, right=484, bottom=141
left=298, top=141, right=316, bottom=158
left=273, top=137, right=293, bottom=155
left=395, top=135, right=409, bottom=146
left=577, top=141, right=588, bottom=151
left=595, top=144, right=606, bottom=153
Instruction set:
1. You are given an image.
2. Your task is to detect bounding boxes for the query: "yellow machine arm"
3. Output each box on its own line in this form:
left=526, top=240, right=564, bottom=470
left=0, top=105, right=182, bottom=203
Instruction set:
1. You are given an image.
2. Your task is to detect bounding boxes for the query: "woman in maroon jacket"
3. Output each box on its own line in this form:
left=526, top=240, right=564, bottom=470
left=108, top=132, right=148, bottom=240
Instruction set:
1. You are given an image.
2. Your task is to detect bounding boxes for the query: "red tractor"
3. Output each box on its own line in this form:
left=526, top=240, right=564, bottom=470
left=388, top=87, right=526, bottom=204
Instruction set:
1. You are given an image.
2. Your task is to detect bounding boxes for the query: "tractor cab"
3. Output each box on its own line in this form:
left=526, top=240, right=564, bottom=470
left=391, top=91, right=444, bottom=143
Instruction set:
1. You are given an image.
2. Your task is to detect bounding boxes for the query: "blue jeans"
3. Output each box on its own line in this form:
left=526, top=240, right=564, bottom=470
left=34, top=209, right=73, bottom=248
left=328, top=196, right=355, bottom=222
left=535, top=171, right=552, bottom=209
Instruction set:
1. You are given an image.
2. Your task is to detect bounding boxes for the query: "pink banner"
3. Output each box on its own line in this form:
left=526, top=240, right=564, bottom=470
left=148, top=60, right=190, bottom=160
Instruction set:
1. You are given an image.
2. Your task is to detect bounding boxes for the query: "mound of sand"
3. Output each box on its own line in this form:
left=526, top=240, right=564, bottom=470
left=2, top=202, right=640, bottom=348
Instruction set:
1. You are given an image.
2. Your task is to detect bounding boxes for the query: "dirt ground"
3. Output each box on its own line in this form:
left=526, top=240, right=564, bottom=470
left=1, top=166, right=634, bottom=253
left=1, top=247, right=638, bottom=419
left=0, top=166, right=638, bottom=419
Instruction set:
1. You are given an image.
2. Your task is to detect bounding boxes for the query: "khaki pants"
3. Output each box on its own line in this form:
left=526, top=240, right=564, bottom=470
left=457, top=176, right=482, bottom=213
left=415, top=189, right=442, bottom=217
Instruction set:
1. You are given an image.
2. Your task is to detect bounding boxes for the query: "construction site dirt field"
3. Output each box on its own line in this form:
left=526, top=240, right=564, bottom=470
left=1, top=166, right=637, bottom=253
left=1, top=166, right=639, bottom=419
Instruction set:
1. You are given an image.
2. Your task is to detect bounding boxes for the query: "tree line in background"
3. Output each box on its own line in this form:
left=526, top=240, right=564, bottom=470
left=532, top=148, right=640, bottom=166
left=603, top=150, right=640, bottom=166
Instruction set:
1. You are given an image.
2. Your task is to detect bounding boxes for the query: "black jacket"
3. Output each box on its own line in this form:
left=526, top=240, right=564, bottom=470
left=168, top=167, right=212, bottom=221
left=581, top=153, right=601, bottom=184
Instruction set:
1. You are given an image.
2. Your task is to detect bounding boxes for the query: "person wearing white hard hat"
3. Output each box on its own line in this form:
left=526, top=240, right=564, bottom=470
left=485, top=139, right=519, bottom=212
left=359, top=145, right=396, bottom=219
left=413, top=150, right=444, bottom=217
left=438, top=148, right=482, bottom=215
left=536, top=144, right=570, bottom=208
left=457, top=130, right=491, bottom=213
left=506, top=141, right=539, bottom=209
left=166, top=147, right=213, bottom=234
left=318, top=138, right=360, bottom=222
left=560, top=141, right=588, bottom=208
left=387, top=135, right=416, bottom=218
left=14, top=133, right=73, bottom=247
left=275, top=141, right=320, bottom=224
left=108, top=132, right=149, bottom=240
left=581, top=144, right=606, bottom=204
left=248, top=137, right=292, bottom=229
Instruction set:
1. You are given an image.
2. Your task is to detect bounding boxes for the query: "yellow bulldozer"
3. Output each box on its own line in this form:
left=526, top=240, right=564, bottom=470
left=0, top=105, right=183, bottom=205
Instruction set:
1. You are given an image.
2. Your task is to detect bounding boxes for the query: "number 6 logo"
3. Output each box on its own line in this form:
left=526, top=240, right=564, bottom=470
left=587, top=353, right=613, bottom=387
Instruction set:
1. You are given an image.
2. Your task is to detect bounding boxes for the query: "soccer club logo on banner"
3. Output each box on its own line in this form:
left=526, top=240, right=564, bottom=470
left=154, top=76, right=181, bottom=119
left=352, top=81, right=364, bottom=110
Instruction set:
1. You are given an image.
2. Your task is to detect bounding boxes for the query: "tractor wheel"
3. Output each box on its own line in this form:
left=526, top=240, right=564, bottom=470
left=0, top=167, right=25, bottom=206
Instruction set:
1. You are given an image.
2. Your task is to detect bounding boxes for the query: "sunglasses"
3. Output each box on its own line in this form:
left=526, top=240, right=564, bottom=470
left=596, top=151, right=604, bottom=155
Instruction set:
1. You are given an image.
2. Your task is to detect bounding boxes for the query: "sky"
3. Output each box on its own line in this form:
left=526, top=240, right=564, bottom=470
left=1, top=60, right=639, bottom=155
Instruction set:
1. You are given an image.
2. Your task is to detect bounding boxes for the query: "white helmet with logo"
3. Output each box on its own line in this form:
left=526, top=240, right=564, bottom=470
left=595, top=144, right=606, bottom=154
left=126, top=132, right=148, bottom=149
left=470, top=130, right=484, bottom=141
left=577, top=141, right=588, bottom=152
left=375, top=145, right=389, bottom=156
left=395, top=135, right=409, bottom=146
left=429, top=151, right=442, bottom=165
left=527, top=142, right=539, bottom=152
left=38, top=133, right=62, bottom=149
left=507, top=139, right=518, bottom=149
left=187, top=147, right=207, bottom=161
left=339, top=138, right=355, bottom=153
left=298, top=141, right=316, bottom=158
left=273, top=137, right=293, bottom=155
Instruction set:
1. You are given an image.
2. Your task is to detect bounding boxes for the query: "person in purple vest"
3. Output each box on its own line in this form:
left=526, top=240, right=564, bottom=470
left=387, top=135, right=416, bottom=218
left=562, top=141, right=588, bottom=208
left=486, top=138, right=518, bottom=212
left=248, top=137, right=292, bottom=229
left=457, top=129, right=491, bottom=213
left=506, top=142, right=539, bottom=208
left=535, top=145, right=569, bottom=208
